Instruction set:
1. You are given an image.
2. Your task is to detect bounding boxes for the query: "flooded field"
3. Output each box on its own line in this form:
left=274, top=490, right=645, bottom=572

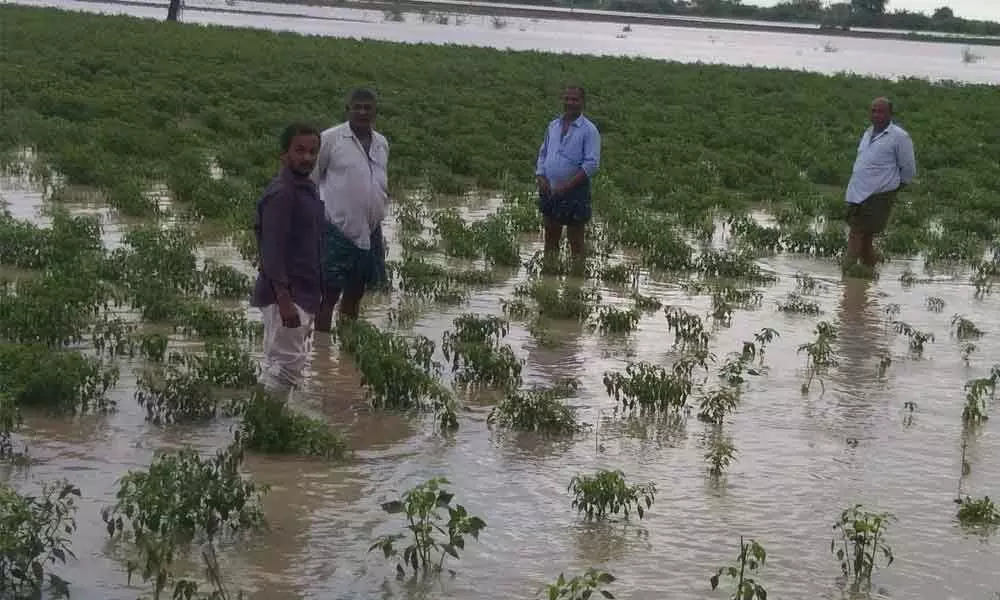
left=4, top=3, right=1000, bottom=599
left=3, top=167, right=1000, bottom=599
left=11, top=0, right=1000, bottom=83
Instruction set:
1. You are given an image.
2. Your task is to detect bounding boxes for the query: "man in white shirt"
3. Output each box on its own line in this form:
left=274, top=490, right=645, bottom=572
left=844, top=97, right=917, bottom=269
left=310, top=88, right=390, bottom=332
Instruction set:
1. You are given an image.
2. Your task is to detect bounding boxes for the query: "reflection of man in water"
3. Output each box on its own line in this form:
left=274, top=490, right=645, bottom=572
left=835, top=278, right=885, bottom=390
left=535, top=85, right=601, bottom=265
left=843, top=97, right=917, bottom=270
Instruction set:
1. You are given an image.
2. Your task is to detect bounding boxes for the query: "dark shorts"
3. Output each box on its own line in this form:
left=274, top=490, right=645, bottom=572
left=846, top=191, right=896, bottom=235
left=322, top=222, right=387, bottom=292
left=538, top=179, right=592, bottom=226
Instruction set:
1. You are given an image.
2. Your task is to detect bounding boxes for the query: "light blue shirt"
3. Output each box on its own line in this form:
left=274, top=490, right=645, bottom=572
left=535, top=114, right=601, bottom=188
left=845, top=122, right=917, bottom=205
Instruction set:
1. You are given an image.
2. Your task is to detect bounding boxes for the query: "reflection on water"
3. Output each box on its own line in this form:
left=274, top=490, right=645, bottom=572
left=3, top=166, right=1000, bottom=599
left=9, top=0, right=1000, bottom=84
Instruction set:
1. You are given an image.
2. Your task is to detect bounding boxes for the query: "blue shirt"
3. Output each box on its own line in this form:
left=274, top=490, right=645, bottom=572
left=535, top=114, right=601, bottom=188
left=845, top=122, right=917, bottom=205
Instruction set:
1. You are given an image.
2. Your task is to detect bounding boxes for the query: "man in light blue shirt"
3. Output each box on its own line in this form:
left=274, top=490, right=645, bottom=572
left=844, top=97, right=917, bottom=269
left=535, top=85, right=601, bottom=266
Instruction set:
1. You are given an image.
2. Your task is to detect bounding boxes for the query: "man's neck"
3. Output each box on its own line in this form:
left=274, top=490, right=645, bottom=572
left=873, top=122, right=891, bottom=134
left=563, top=113, right=580, bottom=123
left=350, top=123, right=372, bottom=139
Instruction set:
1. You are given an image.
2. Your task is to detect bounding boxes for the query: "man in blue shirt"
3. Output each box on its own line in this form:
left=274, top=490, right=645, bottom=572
left=844, top=97, right=917, bottom=269
left=535, top=85, right=601, bottom=267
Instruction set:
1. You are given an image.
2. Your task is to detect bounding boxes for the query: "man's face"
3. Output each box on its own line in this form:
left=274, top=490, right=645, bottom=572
left=870, top=101, right=891, bottom=130
left=563, top=88, right=584, bottom=118
left=348, top=98, right=377, bottom=130
left=281, top=133, right=319, bottom=176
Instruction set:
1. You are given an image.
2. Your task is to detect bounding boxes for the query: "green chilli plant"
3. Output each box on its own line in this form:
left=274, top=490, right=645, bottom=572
left=710, top=536, right=767, bottom=600
left=603, top=362, right=693, bottom=414
left=568, top=469, right=655, bottom=521
left=956, top=496, right=1000, bottom=529
left=0, top=481, right=80, bottom=598
left=718, top=330, right=778, bottom=387
left=777, top=292, right=821, bottom=315
left=951, top=314, right=983, bottom=340
left=797, top=321, right=838, bottom=394
left=369, top=477, right=486, bottom=578
left=441, top=314, right=523, bottom=390
left=543, top=568, right=616, bottom=600
left=487, top=384, right=587, bottom=436
left=594, top=305, right=641, bottom=334
left=831, top=504, right=894, bottom=586
left=705, top=432, right=737, bottom=477
left=664, top=306, right=710, bottom=349
left=101, top=444, right=267, bottom=599
left=697, top=387, right=739, bottom=424
left=891, top=321, right=934, bottom=355
left=925, top=296, right=945, bottom=312
left=962, top=368, right=1000, bottom=425
left=232, top=390, right=348, bottom=460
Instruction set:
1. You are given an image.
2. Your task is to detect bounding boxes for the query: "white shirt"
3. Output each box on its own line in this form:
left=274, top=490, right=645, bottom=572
left=845, top=122, right=917, bottom=205
left=311, top=122, right=389, bottom=250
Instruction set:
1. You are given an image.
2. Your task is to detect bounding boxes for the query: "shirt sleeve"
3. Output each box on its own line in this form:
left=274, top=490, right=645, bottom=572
left=896, top=133, right=917, bottom=184
left=383, top=137, right=391, bottom=208
left=535, top=124, right=549, bottom=177
left=581, top=125, right=601, bottom=178
left=259, top=186, right=292, bottom=291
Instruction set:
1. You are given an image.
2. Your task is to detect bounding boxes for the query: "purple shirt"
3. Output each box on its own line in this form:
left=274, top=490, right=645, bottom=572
left=250, top=167, right=325, bottom=315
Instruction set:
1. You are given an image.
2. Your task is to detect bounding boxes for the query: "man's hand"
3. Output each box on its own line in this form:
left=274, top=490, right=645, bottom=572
left=276, top=291, right=301, bottom=328
left=536, top=175, right=550, bottom=197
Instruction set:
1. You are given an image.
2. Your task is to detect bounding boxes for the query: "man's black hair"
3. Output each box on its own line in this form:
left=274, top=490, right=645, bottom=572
left=565, top=84, right=586, bottom=101
left=347, top=87, right=378, bottom=106
left=280, top=122, right=320, bottom=152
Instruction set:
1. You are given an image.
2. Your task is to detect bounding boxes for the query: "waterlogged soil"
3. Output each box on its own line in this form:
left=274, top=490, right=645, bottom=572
left=12, top=0, right=1000, bottom=84
left=3, top=174, right=1000, bottom=600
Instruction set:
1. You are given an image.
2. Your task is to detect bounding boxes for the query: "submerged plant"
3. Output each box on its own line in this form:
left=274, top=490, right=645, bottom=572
left=777, top=292, right=821, bottom=315
left=831, top=504, right=894, bottom=586
left=369, top=477, right=486, bottom=578
left=797, top=321, right=838, bottom=394
left=442, top=314, right=523, bottom=389
left=594, top=305, right=641, bottom=334
left=0, top=481, right=80, bottom=598
left=664, top=306, right=710, bottom=349
left=101, top=444, right=266, bottom=599
left=892, top=321, right=934, bottom=355
left=543, top=568, right=616, bottom=600
left=956, top=496, right=1000, bottom=528
left=233, top=390, right=348, bottom=460
left=951, top=314, right=983, bottom=340
left=697, top=387, right=739, bottom=424
left=568, top=469, right=655, bottom=521
left=705, top=433, right=737, bottom=477
left=710, top=536, right=767, bottom=600
left=487, top=385, right=586, bottom=436
left=603, top=362, right=692, bottom=414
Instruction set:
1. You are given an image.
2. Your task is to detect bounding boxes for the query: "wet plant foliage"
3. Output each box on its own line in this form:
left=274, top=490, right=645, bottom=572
left=568, top=469, right=656, bottom=521
left=544, top=568, right=616, bottom=600
left=3, top=3, right=1000, bottom=597
left=710, top=536, right=768, bottom=600
left=369, top=477, right=486, bottom=578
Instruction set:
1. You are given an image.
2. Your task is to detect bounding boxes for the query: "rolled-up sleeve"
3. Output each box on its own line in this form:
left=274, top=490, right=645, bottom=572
left=896, top=134, right=917, bottom=184
left=310, top=131, right=331, bottom=186
left=535, top=125, right=549, bottom=177
left=260, top=187, right=292, bottom=290
left=581, top=125, right=601, bottom=178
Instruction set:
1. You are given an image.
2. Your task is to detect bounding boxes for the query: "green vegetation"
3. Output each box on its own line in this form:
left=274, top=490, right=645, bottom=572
left=2, top=4, right=1000, bottom=598
left=710, top=536, right=768, bottom=600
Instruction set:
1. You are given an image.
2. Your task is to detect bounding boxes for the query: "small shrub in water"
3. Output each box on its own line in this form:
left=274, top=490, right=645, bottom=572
left=831, top=504, right=894, bottom=586
left=951, top=314, right=983, bottom=340
left=544, top=568, right=616, bottom=600
left=369, top=477, right=486, bottom=578
left=568, top=469, right=655, bottom=521
left=798, top=321, right=838, bottom=394
left=697, top=387, right=738, bottom=424
left=705, top=434, right=737, bottom=477
left=594, top=306, right=640, bottom=334
left=956, top=496, right=1000, bottom=528
left=234, top=391, right=348, bottom=460
left=603, top=362, right=693, bottom=414
left=0, top=481, right=79, bottom=598
left=487, top=385, right=586, bottom=436
left=710, top=536, right=767, bottom=600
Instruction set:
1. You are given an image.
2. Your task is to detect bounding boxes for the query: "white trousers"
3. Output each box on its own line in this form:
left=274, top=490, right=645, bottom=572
left=259, top=303, right=315, bottom=395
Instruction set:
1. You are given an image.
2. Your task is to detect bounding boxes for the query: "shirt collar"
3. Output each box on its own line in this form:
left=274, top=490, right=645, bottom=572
left=558, top=114, right=584, bottom=127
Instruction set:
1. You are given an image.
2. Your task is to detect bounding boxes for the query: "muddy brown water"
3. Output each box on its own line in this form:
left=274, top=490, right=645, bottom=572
left=3, top=168, right=1000, bottom=600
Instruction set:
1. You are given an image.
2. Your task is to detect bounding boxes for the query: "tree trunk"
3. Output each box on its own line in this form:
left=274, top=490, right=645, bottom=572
left=167, top=0, right=182, bottom=21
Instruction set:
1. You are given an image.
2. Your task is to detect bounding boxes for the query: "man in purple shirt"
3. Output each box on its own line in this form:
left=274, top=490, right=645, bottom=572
left=250, top=123, right=325, bottom=396
left=535, top=85, right=601, bottom=268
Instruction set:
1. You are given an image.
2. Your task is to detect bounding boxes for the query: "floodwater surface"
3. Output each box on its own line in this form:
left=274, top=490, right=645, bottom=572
left=2, top=167, right=1000, bottom=600
left=9, top=0, right=1000, bottom=84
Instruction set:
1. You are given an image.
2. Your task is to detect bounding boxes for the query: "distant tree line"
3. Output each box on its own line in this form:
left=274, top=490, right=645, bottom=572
left=483, top=0, right=1000, bottom=36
